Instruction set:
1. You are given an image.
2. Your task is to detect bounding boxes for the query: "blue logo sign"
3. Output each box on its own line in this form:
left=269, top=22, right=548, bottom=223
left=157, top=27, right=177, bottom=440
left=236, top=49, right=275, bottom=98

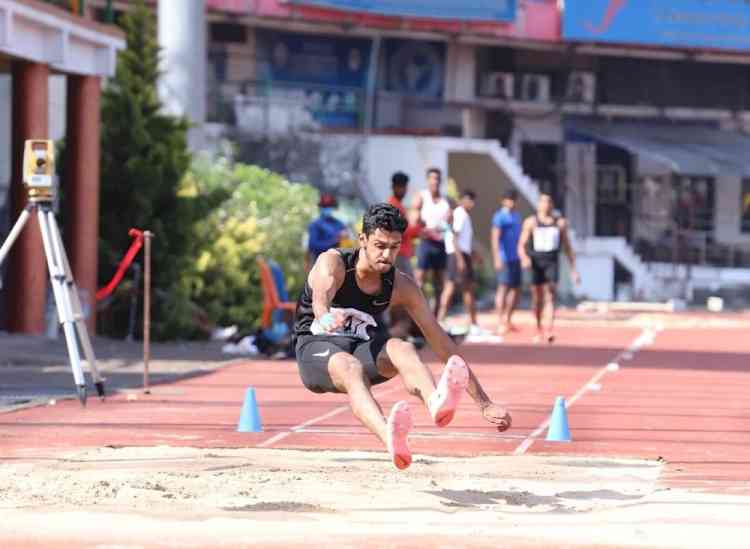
left=287, top=0, right=516, bottom=22
left=385, top=40, right=445, bottom=99
left=564, top=0, right=750, bottom=51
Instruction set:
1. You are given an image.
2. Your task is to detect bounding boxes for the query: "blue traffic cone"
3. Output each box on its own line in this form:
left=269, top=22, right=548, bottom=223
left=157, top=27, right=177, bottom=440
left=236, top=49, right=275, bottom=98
left=546, top=396, right=571, bottom=442
left=237, top=387, right=263, bottom=432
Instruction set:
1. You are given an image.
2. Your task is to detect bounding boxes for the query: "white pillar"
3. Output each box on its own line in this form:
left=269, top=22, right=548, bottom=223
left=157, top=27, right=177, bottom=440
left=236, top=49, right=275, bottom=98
left=445, top=43, right=476, bottom=102
left=158, top=0, right=206, bottom=150
left=565, top=142, right=596, bottom=238
left=461, top=107, right=485, bottom=138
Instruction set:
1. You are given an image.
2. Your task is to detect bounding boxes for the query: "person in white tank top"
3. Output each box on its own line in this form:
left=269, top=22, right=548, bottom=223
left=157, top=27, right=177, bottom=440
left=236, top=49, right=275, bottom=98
left=419, top=189, right=451, bottom=242
left=411, top=167, right=452, bottom=316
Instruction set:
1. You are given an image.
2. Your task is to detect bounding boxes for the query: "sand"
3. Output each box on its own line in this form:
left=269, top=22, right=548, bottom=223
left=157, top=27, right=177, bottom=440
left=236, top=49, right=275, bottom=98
left=2, top=446, right=749, bottom=548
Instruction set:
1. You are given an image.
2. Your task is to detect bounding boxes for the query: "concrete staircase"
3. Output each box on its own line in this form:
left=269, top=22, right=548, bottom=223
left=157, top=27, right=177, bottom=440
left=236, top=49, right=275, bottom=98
left=443, top=138, right=541, bottom=206
left=569, top=234, right=655, bottom=300
left=445, top=138, right=654, bottom=300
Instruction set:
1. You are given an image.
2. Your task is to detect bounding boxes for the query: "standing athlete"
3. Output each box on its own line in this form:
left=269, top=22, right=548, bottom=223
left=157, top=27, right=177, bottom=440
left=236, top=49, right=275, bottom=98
left=412, top=167, right=451, bottom=316
left=491, top=190, right=523, bottom=335
left=294, top=203, right=511, bottom=470
left=438, top=190, right=481, bottom=334
left=517, top=193, right=580, bottom=343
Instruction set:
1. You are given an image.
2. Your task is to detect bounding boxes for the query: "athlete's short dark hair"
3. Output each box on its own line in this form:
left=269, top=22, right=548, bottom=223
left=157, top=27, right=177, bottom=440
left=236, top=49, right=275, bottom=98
left=461, top=189, right=476, bottom=200
left=391, top=171, right=409, bottom=187
left=426, top=167, right=442, bottom=178
left=362, top=203, right=407, bottom=236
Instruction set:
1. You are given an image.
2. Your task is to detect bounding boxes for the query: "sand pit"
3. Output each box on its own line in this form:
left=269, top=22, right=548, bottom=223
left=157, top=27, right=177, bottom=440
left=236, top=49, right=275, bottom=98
left=4, top=446, right=749, bottom=548
left=0, top=446, right=660, bottom=514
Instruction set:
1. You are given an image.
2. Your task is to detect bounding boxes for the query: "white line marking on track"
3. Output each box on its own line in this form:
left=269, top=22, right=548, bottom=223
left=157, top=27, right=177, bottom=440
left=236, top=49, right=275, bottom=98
left=513, top=327, right=658, bottom=456
left=256, top=385, right=403, bottom=448
left=295, top=427, right=527, bottom=441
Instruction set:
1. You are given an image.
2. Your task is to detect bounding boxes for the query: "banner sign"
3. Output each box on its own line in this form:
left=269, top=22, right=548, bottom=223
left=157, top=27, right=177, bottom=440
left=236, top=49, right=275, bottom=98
left=285, top=0, right=516, bottom=22
left=256, top=30, right=371, bottom=127
left=563, top=0, right=750, bottom=51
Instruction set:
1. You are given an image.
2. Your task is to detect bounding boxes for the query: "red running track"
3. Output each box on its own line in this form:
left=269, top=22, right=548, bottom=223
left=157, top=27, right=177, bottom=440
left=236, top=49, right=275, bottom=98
left=2, top=323, right=749, bottom=493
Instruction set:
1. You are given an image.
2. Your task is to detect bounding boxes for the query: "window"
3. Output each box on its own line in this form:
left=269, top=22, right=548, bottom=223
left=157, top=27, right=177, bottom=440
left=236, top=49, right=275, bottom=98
left=210, top=23, right=247, bottom=44
left=742, top=179, right=750, bottom=234
left=673, top=176, right=714, bottom=233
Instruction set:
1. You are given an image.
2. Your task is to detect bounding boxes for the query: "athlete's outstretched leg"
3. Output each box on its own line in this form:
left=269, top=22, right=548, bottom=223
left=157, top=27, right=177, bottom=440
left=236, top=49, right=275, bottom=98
left=328, top=352, right=413, bottom=469
left=328, top=352, right=387, bottom=441
left=379, top=338, right=436, bottom=402
left=379, top=338, right=468, bottom=427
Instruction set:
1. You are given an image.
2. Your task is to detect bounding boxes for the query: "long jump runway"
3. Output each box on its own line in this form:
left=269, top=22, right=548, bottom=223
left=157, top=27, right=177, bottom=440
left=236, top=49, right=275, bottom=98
left=2, top=317, right=750, bottom=548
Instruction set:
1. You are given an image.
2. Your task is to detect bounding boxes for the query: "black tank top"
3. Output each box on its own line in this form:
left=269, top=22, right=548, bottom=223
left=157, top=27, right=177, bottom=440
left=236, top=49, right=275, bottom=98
left=294, top=248, right=395, bottom=338
left=529, top=215, right=561, bottom=261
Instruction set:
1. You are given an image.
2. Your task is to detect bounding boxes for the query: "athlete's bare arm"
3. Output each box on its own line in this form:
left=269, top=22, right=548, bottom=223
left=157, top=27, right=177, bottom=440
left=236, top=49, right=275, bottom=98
left=491, top=226, right=503, bottom=271
left=558, top=218, right=580, bottom=284
left=411, top=193, right=423, bottom=220
left=308, top=250, right=346, bottom=327
left=517, top=217, right=535, bottom=269
left=391, top=271, right=511, bottom=428
left=391, top=270, right=460, bottom=363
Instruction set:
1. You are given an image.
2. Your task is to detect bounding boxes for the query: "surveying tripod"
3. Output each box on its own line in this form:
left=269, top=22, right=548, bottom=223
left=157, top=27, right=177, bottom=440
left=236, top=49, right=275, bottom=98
left=0, top=140, right=104, bottom=405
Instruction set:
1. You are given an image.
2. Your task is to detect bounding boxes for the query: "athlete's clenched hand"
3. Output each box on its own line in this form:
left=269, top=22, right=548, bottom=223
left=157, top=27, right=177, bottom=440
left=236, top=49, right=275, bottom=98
left=318, top=310, right=346, bottom=333
left=480, top=402, right=512, bottom=432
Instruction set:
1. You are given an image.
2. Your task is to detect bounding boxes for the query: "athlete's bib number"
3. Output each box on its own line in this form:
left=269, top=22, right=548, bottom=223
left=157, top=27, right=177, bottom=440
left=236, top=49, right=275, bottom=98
left=532, top=226, right=560, bottom=253
left=311, top=307, right=378, bottom=340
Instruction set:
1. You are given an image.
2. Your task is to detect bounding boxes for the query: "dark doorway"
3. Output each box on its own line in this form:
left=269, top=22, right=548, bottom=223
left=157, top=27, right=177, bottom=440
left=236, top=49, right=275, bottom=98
left=485, top=110, right=513, bottom=148
left=595, top=144, right=633, bottom=241
left=521, top=142, right=563, bottom=211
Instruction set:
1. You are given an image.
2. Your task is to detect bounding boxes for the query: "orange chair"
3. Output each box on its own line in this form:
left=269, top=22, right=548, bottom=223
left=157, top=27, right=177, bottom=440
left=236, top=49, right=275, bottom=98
left=257, top=256, right=296, bottom=329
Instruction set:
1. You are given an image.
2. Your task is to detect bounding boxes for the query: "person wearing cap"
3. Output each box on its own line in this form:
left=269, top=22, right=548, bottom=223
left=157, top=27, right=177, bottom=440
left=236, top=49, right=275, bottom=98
left=491, top=190, right=523, bottom=335
left=306, top=193, right=347, bottom=269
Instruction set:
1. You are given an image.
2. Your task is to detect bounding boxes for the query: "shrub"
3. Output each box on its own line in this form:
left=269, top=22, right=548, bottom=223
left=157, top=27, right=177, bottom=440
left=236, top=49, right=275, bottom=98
left=181, top=155, right=318, bottom=332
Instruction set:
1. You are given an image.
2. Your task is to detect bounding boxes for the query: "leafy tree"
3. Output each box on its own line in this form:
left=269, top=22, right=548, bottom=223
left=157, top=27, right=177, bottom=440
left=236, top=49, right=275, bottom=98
left=97, top=0, right=196, bottom=338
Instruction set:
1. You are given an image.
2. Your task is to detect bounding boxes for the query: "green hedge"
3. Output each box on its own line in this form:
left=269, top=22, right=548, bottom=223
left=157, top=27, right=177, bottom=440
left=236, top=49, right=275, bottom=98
left=179, top=156, right=318, bottom=333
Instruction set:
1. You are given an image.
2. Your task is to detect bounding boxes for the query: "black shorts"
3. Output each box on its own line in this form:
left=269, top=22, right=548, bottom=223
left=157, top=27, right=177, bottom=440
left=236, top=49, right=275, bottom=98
left=294, top=333, right=393, bottom=394
left=531, top=258, right=559, bottom=285
left=447, top=252, right=475, bottom=287
left=416, top=240, right=447, bottom=271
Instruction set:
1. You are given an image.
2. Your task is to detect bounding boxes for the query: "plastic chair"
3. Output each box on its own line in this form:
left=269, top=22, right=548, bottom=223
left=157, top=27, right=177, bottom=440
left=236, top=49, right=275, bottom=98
left=257, top=256, right=296, bottom=329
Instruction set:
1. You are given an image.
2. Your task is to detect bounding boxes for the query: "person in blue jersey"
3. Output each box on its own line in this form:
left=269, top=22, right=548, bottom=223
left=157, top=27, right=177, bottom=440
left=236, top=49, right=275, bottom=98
left=491, top=190, right=523, bottom=335
left=306, top=193, right=347, bottom=270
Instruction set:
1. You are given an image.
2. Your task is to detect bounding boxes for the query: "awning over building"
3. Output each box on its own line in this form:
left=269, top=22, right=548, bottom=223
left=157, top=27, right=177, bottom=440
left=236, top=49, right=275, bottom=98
left=0, top=0, right=124, bottom=77
left=565, top=118, right=750, bottom=177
